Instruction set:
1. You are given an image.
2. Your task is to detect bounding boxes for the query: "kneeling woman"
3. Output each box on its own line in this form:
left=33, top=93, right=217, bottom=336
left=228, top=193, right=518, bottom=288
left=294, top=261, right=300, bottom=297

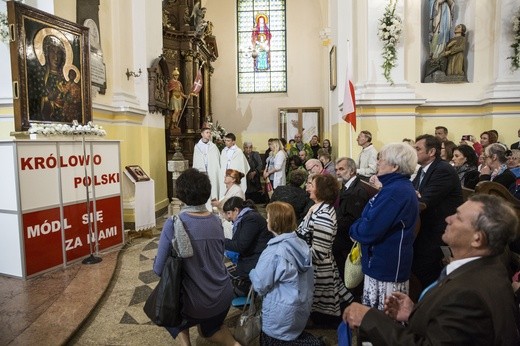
left=223, top=197, right=272, bottom=296
left=153, top=168, right=239, bottom=345
left=249, top=202, right=314, bottom=344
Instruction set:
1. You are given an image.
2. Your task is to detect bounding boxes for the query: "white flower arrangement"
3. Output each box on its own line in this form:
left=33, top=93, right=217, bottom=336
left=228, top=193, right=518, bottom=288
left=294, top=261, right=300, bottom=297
left=28, top=122, right=107, bottom=137
left=207, top=121, right=226, bottom=141
left=0, top=0, right=24, bottom=44
left=0, top=11, right=9, bottom=43
left=206, top=121, right=227, bottom=150
left=507, top=8, right=520, bottom=71
left=377, top=0, right=403, bottom=84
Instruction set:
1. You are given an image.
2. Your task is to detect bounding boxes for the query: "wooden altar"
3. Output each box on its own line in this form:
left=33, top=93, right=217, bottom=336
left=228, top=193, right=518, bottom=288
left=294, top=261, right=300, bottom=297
left=160, top=0, right=218, bottom=198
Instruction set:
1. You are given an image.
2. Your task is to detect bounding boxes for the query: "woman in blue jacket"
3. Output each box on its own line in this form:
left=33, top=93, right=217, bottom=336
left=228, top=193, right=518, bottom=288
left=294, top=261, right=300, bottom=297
left=350, top=143, right=419, bottom=311
left=249, top=202, right=314, bottom=344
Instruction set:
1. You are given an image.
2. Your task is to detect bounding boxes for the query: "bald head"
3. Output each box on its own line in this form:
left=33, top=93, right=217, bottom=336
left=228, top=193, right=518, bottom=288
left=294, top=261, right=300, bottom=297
left=305, top=158, right=323, bottom=174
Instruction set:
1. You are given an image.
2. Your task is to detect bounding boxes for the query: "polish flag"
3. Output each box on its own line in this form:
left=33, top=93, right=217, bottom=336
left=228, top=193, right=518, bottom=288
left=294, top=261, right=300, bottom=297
left=342, top=43, right=356, bottom=131
left=191, top=68, right=203, bottom=95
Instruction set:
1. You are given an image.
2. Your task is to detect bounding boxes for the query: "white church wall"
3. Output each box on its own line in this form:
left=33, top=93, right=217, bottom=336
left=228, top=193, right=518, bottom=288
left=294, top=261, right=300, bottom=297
left=205, top=0, right=329, bottom=149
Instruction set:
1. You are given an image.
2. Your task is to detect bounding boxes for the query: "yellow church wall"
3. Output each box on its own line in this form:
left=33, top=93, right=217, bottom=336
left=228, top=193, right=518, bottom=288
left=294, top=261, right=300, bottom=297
left=332, top=102, right=519, bottom=161
left=93, top=109, right=169, bottom=219
left=415, top=104, right=520, bottom=146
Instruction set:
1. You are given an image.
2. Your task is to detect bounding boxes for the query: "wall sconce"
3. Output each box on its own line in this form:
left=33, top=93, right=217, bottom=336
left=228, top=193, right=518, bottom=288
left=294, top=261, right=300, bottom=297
left=126, top=68, right=142, bottom=80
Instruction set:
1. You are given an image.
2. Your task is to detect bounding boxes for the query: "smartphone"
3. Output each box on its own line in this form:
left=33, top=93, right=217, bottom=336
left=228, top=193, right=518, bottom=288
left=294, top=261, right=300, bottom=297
left=461, top=135, right=470, bottom=141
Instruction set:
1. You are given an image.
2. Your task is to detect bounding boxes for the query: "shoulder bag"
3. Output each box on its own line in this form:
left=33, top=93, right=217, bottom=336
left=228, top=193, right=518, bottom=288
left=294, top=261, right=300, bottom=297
left=234, top=286, right=261, bottom=345
left=344, top=241, right=363, bottom=289
left=143, top=248, right=183, bottom=327
left=143, top=215, right=190, bottom=327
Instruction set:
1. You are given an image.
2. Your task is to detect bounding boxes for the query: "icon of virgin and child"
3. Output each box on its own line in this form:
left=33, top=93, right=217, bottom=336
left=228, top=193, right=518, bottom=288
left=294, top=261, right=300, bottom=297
left=28, top=27, right=83, bottom=123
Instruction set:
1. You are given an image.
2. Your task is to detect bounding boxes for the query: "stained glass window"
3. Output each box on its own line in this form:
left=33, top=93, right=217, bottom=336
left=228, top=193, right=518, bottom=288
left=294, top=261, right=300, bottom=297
left=237, top=0, right=286, bottom=93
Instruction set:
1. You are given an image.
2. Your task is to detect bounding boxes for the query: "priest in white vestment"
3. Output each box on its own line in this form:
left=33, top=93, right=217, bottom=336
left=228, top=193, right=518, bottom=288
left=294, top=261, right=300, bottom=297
left=219, top=133, right=250, bottom=199
left=192, top=127, right=221, bottom=210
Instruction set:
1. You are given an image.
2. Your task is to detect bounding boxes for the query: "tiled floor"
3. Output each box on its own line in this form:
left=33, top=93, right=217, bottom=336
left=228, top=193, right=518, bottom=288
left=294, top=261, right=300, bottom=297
left=0, top=217, right=339, bottom=346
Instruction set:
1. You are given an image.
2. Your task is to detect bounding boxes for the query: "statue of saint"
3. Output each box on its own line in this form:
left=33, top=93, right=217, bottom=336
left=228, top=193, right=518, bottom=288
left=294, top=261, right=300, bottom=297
left=429, top=0, right=455, bottom=59
left=168, top=68, right=186, bottom=129
left=442, top=24, right=466, bottom=76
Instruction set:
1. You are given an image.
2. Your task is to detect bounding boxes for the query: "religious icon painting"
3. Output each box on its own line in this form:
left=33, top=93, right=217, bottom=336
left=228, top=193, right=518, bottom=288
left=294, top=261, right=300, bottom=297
left=125, top=165, right=151, bottom=182
left=7, top=1, right=92, bottom=131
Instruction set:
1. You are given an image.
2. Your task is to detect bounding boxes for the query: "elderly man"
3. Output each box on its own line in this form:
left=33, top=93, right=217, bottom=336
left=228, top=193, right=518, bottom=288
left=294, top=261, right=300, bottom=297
left=334, top=157, right=369, bottom=281
left=304, top=158, right=324, bottom=175
left=344, top=194, right=520, bottom=345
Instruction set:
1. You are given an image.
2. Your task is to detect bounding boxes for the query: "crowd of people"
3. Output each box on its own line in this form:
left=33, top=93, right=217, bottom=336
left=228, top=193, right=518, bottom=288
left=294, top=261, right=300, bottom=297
left=152, top=126, right=520, bottom=345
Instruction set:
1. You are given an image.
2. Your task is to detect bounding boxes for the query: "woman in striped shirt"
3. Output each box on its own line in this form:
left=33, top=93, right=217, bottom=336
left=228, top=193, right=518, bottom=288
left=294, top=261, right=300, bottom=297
left=296, top=173, right=353, bottom=326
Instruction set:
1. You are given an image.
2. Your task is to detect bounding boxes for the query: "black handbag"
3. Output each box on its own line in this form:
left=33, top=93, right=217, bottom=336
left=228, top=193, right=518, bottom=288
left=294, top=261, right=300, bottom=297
left=143, top=248, right=183, bottom=327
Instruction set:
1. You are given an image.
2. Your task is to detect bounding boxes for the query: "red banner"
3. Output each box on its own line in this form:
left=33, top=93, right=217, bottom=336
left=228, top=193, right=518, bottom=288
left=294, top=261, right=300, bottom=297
left=23, top=195, right=122, bottom=275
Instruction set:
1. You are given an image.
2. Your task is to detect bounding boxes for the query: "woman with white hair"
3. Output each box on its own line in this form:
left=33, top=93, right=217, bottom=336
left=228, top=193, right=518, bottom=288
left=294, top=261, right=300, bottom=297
left=350, top=143, right=420, bottom=310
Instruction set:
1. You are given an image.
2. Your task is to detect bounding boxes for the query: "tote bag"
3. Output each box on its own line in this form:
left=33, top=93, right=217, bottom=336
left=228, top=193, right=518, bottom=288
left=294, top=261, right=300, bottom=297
left=143, top=249, right=183, bottom=327
left=234, top=286, right=261, bottom=345
left=344, top=241, right=363, bottom=289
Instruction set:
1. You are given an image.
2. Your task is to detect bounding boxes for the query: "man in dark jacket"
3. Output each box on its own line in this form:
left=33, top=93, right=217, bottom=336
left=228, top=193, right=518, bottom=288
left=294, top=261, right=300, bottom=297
left=334, top=157, right=369, bottom=282
left=243, top=141, right=265, bottom=203
left=412, top=134, right=463, bottom=289
left=269, top=170, right=312, bottom=223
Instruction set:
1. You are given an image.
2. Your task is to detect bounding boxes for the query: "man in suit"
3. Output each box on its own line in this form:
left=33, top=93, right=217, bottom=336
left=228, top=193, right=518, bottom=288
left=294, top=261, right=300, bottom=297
left=243, top=141, right=264, bottom=203
left=343, top=194, right=520, bottom=345
left=412, top=134, right=463, bottom=288
left=334, top=157, right=369, bottom=281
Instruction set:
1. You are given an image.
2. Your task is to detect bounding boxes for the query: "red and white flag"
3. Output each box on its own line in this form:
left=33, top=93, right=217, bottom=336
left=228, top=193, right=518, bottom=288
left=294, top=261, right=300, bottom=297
left=191, top=68, right=203, bottom=95
left=342, top=43, right=356, bottom=131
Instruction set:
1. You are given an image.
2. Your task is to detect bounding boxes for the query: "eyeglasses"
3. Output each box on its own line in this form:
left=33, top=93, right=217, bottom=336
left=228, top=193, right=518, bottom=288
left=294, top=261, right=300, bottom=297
left=306, top=164, right=317, bottom=172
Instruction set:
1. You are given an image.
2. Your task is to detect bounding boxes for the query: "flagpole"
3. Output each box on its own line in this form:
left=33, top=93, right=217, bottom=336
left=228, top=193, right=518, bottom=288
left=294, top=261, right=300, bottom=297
left=175, top=61, right=205, bottom=128
left=175, top=96, right=191, bottom=128
left=349, top=123, right=353, bottom=158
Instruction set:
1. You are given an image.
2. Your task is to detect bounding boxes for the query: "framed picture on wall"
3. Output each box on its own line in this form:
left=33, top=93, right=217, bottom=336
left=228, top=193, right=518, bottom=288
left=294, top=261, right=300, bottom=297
left=7, top=1, right=92, bottom=131
left=279, top=107, right=323, bottom=144
left=329, top=45, right=337, bottom=91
